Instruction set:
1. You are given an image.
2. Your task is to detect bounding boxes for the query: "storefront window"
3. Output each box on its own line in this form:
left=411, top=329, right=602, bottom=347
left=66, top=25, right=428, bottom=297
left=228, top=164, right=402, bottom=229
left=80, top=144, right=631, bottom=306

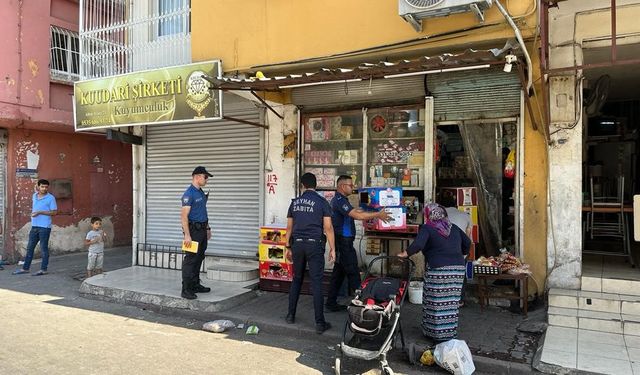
left=366, top=106, right=425, bottom=189
left=302, top=110, right=364, bottom=190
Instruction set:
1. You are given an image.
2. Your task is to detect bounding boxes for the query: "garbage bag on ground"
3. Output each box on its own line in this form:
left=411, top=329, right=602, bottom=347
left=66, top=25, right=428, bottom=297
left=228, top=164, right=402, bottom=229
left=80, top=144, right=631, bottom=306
left=202, top=320, right=236, bottom=333
left=433, top=339, right=475, bottom=375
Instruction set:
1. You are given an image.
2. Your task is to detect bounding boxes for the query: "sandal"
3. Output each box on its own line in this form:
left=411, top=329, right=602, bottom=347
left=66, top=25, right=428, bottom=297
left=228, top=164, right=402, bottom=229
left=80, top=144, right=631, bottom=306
left=12, top=269, right=29, bottom=275
left=31, top=270, right=48, bottom=276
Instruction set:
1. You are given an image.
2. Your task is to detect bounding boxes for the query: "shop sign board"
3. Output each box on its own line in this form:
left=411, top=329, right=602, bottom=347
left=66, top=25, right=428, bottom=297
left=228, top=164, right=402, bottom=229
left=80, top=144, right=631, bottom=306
left=74, top=61, right=222, bottom=131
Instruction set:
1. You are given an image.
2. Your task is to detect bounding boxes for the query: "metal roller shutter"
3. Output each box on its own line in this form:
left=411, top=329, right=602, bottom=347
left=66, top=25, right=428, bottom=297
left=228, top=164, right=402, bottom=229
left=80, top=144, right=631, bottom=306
left=290, top=68, right=520, bottom=120
left=145, top=95, right=261, bottom=258
left=428, top=68, right=521, bottom=121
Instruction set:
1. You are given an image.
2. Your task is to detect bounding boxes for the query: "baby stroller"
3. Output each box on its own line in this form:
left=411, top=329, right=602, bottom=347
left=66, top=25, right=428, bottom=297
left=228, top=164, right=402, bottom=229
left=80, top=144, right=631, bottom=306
left=335, top=256, right=415, bottom=375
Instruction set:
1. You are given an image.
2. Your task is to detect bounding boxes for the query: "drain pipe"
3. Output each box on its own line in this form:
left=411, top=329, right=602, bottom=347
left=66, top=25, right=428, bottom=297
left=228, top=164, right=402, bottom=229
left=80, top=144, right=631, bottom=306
left=494, top=0, right=533, bottom=92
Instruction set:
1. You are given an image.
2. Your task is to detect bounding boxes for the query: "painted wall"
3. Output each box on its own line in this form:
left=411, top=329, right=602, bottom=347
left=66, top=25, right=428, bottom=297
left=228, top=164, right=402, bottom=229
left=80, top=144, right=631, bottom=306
left=0, top=0, right=78, bottom=129
left=5, top=128, right=133, bottom=262
left=546, top=0, right=640, bottom=289
left=0, top=0, right=134, bottom=262
left=192, top=0, right=549, bottom=290
left=192, top=0, right=539, bottom=72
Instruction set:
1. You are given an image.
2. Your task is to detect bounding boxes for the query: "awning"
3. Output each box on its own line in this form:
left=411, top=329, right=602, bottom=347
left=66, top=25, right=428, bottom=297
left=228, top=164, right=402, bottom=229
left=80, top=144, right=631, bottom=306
left=202, top=48, right=513, bottom=92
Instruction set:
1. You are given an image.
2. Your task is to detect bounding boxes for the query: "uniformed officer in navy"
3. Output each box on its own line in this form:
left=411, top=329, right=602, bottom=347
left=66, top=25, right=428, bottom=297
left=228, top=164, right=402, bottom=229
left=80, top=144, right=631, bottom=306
left=180, top=166, right=213, bottom=300
left=284, top=172, right=335, bottom=334
left=325, top=175, right=391, bottom=311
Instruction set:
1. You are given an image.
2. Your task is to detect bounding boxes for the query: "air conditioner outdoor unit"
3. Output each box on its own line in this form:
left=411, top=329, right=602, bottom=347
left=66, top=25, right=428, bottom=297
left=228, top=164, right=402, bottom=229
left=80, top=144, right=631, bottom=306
left=399, top=0, right=493, bottom=32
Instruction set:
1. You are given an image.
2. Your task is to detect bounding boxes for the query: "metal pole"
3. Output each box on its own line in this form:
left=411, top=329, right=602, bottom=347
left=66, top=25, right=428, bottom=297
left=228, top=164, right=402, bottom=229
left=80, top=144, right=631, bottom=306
left=611, top=0, right=617, bottom=63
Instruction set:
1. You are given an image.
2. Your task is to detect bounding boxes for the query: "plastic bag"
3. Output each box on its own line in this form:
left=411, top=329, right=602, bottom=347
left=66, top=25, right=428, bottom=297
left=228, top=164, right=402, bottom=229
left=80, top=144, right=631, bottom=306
left=202, top=320, right=235, bottom=333
left=503, top=149, right=515, bottom=179
left=434, top=339, right=475, bottom=375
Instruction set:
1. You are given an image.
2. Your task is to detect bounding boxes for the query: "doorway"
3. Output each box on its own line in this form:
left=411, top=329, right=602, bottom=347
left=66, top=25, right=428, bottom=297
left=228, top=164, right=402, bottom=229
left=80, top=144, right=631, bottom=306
left=434, top=118, right=521, bottom=258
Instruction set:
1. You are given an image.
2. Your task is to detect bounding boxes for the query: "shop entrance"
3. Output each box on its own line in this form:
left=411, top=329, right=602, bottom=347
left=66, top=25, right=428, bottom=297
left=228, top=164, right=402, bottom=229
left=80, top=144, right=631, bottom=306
left=581, top=43, right=640, bottom=278
left=434, top=119, right=521, bottom=258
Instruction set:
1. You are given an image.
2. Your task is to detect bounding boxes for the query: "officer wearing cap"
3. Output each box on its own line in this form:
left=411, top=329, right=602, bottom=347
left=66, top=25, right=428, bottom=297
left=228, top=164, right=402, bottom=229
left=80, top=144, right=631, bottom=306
left=180, top=166, right=213, bottom=299
left=325, top=175, right=391, bottom=311
left=283, top=172, right=336, bottom=334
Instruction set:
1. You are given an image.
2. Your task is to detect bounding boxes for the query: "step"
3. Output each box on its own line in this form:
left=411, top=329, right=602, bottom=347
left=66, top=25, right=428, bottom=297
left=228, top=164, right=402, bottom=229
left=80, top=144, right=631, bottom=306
left=582, top=276, right=640, bottom=296
left=206, top=264, right=259, bottom=282
left=548, top=306, right=640, bottom=336
left=549, top=288, right=640, bottom=315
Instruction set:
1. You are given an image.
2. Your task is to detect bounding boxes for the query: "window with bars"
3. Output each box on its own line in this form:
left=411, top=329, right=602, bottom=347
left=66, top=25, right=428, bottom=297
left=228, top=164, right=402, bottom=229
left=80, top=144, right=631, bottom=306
left=50, top=26, right=80, bottom=82
left=158, top=0, right=190, bottom=37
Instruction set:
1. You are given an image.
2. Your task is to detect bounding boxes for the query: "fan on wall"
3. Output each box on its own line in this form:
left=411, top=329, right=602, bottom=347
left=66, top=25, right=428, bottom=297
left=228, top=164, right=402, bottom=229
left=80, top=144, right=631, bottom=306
left=584, top=75, right=611, bottom=118
left=404, top=0, right=445, bottom=7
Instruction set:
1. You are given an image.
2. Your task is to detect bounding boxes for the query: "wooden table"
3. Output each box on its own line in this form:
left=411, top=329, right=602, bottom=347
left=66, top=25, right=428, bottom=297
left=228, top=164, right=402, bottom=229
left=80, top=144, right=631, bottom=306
left=476, top=273, right=529, bottom=317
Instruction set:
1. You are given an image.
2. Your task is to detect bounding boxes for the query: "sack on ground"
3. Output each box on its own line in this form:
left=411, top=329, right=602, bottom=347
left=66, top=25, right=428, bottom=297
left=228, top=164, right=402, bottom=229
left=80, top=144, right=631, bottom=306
left=433, top=339, right=475, bottom=375
left=202, top=320, right=236, bottom=333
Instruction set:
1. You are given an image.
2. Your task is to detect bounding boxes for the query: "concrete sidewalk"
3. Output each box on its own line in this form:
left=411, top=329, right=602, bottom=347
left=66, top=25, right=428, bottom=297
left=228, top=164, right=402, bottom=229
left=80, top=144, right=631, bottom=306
left=80, top=265, right=542, bottom=374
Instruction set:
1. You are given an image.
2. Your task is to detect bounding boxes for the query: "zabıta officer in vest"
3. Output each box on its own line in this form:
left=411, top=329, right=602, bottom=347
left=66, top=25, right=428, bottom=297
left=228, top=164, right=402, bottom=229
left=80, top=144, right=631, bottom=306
left=283, top=172, right=336, bottom=334
left=325, top=175, right=391, bottom=311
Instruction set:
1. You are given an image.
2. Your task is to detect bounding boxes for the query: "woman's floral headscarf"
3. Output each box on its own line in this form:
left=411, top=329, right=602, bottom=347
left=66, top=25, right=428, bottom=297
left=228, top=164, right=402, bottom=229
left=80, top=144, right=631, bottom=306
left=424, top=203, right=452, bottom=238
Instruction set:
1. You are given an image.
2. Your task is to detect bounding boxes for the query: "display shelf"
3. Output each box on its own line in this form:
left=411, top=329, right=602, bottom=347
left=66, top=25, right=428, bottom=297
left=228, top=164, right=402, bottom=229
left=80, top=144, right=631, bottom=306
left=368, top=136, right=424, bottom=141
left=306, top=138, right=363, bottom=143
left=305, top=163, right=363, bottom=167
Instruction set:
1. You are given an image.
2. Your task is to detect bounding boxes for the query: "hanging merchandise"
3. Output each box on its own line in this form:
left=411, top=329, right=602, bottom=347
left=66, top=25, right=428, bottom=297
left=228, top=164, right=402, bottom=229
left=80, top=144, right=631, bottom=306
left=504, top=149, right=516, bottom=179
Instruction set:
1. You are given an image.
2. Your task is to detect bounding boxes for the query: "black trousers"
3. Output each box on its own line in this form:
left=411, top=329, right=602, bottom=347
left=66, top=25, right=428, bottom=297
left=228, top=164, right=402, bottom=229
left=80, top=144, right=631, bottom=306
left=326, top=235, right=360, bottom=306
left=288, top=240, right=326, bottom=325
left=182, top=226, right=207, bottom=290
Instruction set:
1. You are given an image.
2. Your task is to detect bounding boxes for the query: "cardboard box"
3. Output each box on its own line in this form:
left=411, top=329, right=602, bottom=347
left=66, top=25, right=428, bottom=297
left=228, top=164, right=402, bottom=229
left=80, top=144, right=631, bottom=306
left=258, top=243, right=286, bottom=262
left=441, top=187, right=477, bottom=206
left=305, top=117, right=331, bottom=141
left=360, top=187, right=403, bottom=208
left=364, top=207, right=407, bottom=231
left=259, top=227, right=286, bottom=244
left=259, top=261, right=293, bottom=281
left=458, top=206, right=478, bottom=225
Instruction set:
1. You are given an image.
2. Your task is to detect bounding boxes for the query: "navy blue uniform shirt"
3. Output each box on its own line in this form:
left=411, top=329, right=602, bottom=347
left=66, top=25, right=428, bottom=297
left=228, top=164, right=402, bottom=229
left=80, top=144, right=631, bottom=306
left=406, top=224, right=471, bottom=269
left=331, top=192, right=355, bottom=237
left=287, top=190, right=332, bottom=241
left=181, top=185, right=208, bottom=222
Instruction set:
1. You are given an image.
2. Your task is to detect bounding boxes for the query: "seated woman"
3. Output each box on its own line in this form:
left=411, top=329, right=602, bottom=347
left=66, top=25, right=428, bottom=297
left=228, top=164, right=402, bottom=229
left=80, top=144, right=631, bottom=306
left=398, top=203, right=471, bottom=343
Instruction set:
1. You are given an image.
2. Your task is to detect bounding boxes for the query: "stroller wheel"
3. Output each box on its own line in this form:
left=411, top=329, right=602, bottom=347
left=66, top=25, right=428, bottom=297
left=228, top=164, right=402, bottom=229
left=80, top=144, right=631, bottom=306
left=381, top=365, right=394, bottom=375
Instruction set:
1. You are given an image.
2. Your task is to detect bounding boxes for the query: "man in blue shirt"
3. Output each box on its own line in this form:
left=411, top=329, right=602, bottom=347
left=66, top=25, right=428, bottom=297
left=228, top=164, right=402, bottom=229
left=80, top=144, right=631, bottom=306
left=325, top=175, right=390, bottom=311
left=284, top=172, right=335, bottom=334
left=180, top=166, right=213, bottom=300
left=13, top=179, right=57, bottom=276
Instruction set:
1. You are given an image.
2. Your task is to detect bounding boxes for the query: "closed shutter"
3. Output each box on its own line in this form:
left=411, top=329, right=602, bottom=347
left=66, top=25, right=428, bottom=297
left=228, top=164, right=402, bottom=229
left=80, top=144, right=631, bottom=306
left=428, top=68, right=521, bottom=121
left=291, top=75, right=426, bottom=109
left=145, top=94, right=262, bottom=258
left=290, top=68, right=521, bottom=120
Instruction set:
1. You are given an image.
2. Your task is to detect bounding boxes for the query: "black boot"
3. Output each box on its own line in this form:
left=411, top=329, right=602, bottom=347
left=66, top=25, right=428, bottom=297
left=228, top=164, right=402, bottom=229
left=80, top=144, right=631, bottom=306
left=193, top=280, right=211, bottom=293
left=181, top=281, right=197, bottom=300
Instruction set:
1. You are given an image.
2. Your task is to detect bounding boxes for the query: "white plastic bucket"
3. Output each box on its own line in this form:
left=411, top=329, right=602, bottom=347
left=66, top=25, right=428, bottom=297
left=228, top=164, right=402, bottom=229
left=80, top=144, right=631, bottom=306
left=408, top=281, right=423, bottom=304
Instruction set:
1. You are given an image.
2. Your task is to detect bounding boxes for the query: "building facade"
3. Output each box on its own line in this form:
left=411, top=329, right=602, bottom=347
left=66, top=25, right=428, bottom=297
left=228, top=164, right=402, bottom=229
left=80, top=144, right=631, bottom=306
left=189, top=0, right=549, bottom=288
left=0, top=0, right=133, bottom=263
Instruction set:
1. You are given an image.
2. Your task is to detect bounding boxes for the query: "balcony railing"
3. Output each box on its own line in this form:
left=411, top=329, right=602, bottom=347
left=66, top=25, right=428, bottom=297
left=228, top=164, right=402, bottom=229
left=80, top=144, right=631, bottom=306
left=79, top=0, right=191, bottom=79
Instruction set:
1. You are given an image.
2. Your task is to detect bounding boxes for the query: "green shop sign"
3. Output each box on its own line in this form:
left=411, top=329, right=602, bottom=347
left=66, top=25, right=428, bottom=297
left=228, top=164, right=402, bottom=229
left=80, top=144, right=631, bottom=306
left=74, top=61, right=222, bottom=131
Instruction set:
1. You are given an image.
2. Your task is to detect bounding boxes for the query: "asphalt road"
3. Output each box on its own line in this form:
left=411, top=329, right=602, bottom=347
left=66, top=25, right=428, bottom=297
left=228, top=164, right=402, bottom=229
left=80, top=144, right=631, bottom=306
left=0, top=248, right=486, bottom=374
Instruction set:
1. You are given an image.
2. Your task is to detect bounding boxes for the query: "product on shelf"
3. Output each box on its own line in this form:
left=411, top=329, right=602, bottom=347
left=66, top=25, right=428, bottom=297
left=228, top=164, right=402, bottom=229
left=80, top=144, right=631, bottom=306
left=359, top=187, right=403, bottom=208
